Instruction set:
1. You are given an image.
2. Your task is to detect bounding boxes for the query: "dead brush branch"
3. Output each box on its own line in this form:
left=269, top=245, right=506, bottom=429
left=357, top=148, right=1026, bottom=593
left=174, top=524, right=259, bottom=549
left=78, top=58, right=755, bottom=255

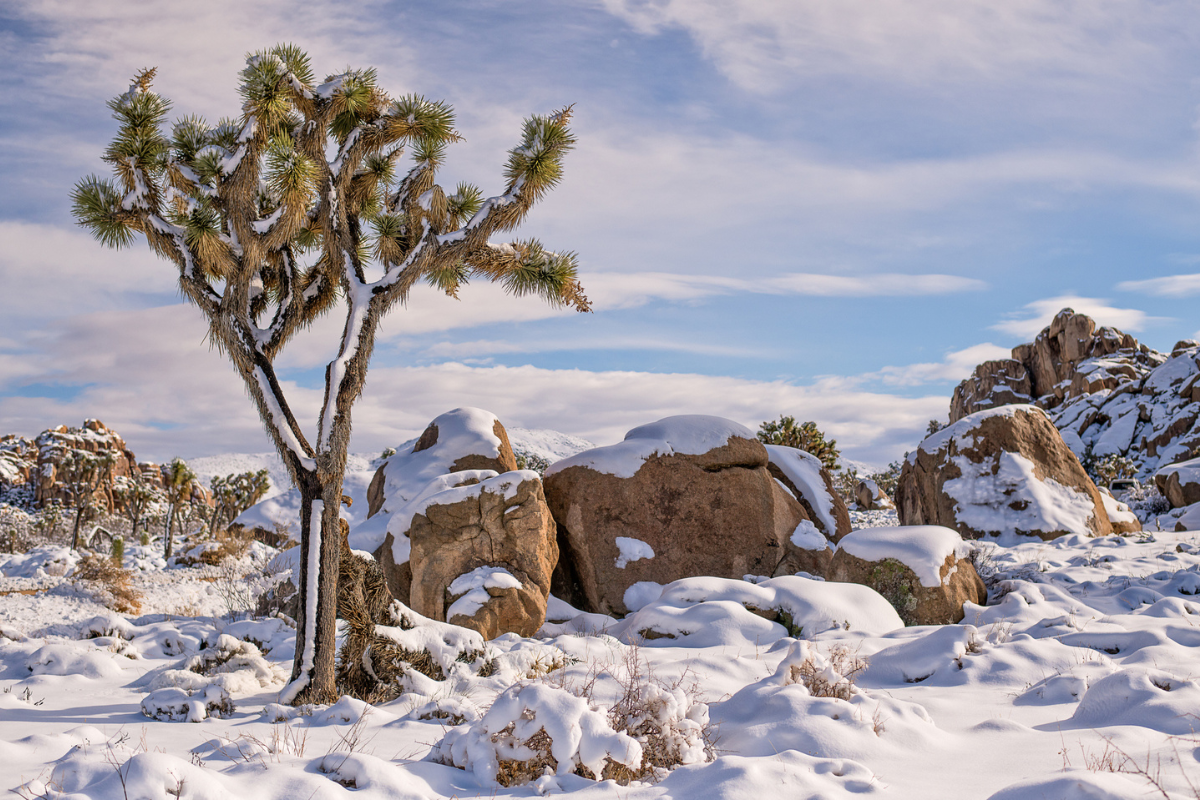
left=786, top=643, right=865, bottom=701
left=74, top=551, right=142, bottom=614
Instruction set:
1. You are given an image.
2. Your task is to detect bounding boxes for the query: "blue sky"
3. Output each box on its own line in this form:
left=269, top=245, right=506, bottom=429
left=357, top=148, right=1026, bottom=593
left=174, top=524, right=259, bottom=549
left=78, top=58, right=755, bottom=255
left=2, top=0, right=1200, bottom=467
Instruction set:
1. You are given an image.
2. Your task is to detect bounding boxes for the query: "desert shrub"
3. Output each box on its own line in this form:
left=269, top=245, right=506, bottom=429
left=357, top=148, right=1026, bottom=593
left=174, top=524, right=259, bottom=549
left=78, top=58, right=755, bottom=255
left=869, top=559, right=919, bottom=625
left=1080, top=448, right=1136, bottom=488
left=73, top=551, right=142, bottom=614
left=867, top=460, right=904, bottom=498
left=781, top=642, right=865, bottom=701
left=141, top=685, right=234, bottom=722
left=514, top=450, right=552, bottom=475
left=758, top=415, right=840, bottom=471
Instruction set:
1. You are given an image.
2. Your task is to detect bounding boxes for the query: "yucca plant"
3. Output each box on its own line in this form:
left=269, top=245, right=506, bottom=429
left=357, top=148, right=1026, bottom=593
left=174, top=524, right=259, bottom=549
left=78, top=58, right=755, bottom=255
left=73, top=45, right=588, bottom=704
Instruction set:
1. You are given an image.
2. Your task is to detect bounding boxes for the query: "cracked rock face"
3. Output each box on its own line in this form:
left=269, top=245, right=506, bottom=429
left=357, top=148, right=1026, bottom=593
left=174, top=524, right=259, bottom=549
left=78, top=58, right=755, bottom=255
left=407, top=472, right=557, bottom=639
left=543, top=418, right=821, bottom=616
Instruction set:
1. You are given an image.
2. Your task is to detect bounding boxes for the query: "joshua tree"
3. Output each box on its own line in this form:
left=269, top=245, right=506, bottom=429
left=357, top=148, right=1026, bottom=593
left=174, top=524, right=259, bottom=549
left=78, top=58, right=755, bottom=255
left=73, top=45, right=588, bottom=703
left=60, top=449, right=116, bottom=550
left=113, top=467, right=160, bottom=541
left=209, top=468, right=270, bottom=533
left=161, top=457, right=197, bottom=558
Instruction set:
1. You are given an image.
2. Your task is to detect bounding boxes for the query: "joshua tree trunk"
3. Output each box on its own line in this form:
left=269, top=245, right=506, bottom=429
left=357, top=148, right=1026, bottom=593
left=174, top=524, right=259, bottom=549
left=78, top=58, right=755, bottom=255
left=163, top=505, right=175, bottom=558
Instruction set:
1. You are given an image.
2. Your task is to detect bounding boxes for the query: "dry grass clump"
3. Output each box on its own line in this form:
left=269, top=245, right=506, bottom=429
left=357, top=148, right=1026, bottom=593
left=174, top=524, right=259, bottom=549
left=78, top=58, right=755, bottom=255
left=785, top=643, right=865, bottom=701
left=74, top=551, right=142, bottom=614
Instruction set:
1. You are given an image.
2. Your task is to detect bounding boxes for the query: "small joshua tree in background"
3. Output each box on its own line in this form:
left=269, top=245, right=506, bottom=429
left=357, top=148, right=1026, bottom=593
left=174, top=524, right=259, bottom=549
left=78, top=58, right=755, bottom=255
left=73, top=45, right=588, bottom=703
left=161, top=458, right=198, bottom=558
left=60, top=449, right=116, bottom=550
left=209, top=469, right=271, bottom=533
left=757, top=415, right=841, bottom=472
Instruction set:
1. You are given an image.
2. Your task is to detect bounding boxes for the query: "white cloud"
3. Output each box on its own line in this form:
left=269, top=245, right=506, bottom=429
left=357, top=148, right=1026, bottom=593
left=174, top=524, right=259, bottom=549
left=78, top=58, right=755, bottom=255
left=853, top=343, right=1013, bottom=388
left=1117, top=273, right=1200, bottom=297
left=598, top=0, right=1190, bottom=92
left=0, top=304, right=945, bottom=468
left=991, top=295, right=1154, bottom=339
left=422, top=337, right=758, bottom=360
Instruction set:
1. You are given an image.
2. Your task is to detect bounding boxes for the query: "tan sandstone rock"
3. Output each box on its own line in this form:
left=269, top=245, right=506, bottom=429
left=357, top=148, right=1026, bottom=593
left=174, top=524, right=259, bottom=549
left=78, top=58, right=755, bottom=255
left=828, top=526, right=986, bottom=625
left=765, top=445, right=852, bottom=541
left=896, top=405, right=1115, bottom=540
left=1155, top=457, right=1200, bottom=509
left=406, top=471, right=556, bottom=639
left=367, top=408, right=517, bottom=518
left=855, top=479, right=895, bottom=511
left=543, top=415, right=816, bottom=616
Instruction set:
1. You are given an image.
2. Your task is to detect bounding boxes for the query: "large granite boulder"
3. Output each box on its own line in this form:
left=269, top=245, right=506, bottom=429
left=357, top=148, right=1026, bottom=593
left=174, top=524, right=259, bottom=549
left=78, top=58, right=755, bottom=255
left=357, top=408, right=519, bottom=601
left=366, top=408, right=517, bottom=518
left=764, top=445, right=852, bottom=541
left=896, top=405, right=1114, bottom=540
left=543, top=415, right=818, bottom=616
left=1154, top=457, right=1200, bottom=509
left=828, top=526, right=986, bottom=625
left=406, top=471, right=557, bottom=639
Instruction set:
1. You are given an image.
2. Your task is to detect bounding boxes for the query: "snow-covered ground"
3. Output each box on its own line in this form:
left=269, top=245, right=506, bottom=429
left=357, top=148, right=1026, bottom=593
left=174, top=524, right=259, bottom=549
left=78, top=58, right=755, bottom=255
left=3, top=521, right=1200, bottom=799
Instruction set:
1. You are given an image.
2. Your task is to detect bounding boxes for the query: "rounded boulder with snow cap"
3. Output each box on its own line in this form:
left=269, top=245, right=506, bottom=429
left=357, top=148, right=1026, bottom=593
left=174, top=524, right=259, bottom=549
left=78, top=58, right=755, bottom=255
left=896, top=405, right=1114, bottom=541
left=543, top=415, right=814, bottom=616
left=829, top=525, right=986, bottom=625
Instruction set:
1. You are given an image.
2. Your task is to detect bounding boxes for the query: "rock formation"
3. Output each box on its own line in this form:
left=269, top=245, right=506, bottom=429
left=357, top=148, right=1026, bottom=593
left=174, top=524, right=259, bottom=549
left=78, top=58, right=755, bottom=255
left=407, top=471, right=557, bottom=639
left=949, top=309, right=1199, bottom=481
left=828, top=525, right=986, bottom=625
left=542, top=415, right=820, bottom=616
left=896, top=405, right=1115, bottom=540
left=764, top=445, right=852, bottom=540
left=1155, top=457, right=1200, bottom=509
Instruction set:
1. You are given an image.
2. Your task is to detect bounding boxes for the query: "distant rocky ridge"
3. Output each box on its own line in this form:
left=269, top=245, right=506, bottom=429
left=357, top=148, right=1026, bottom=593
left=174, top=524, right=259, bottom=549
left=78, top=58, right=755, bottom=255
left=951, top=309, right=1200, bottom=480
left=0, top=419, right=207, bottom=513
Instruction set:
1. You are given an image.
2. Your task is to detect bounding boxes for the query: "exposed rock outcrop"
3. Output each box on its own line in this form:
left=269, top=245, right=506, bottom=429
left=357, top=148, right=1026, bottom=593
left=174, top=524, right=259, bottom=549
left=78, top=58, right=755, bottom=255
left=828, top=526, right=986, bottom=625
left=896, top=405, right=1114, bottom=540
left=0, top=420, right=188, bottom=514
left=406, top=471, right=556, bottom=639
left=543, top=415, right=817, bottom=616
left=366, top=408, right=517, bottom=518
left=949, top=309, right=1199, bottom=481
left=764, top=445, right=852, bottom=541
left=1154, top=457, right=1200, bottom=509
left=855, top=479, right=895, bottom=511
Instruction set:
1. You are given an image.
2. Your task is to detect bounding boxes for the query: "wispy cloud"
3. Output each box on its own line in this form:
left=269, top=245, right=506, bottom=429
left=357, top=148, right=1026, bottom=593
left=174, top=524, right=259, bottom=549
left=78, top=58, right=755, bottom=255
left=598, top=0, right=1193, bottom=92
left=991, top=295, right=1155, bottom=339
left=848, top=343, right=1013, bottom=388
left=1117, top=273, right=1200, bottom=297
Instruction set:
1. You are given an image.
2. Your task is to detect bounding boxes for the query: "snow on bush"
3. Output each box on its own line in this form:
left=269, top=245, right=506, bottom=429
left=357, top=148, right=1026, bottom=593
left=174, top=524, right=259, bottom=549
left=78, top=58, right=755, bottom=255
left=183, top=633, right=284, bottom=689
left=76, top=612, right=136, bottom=640
left=432, top=683, right=643, bottom=786
left=141, top=685, right=234, bottom=722
left=774, top=640, right=865, bottom=701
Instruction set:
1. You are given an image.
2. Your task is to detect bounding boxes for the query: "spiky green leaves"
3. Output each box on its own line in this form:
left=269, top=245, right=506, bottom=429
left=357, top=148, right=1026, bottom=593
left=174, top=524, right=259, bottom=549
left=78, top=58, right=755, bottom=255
left=266, top=135, right=319, bottom=208
left=504, top=107, right=576, bottom=202
left=491, top=239, right=590, bottom=312
left=448, top=183, right=483, bottom=228
left=71, top=177, right=136, bottom=248
left=387, top=95, right=458, bottom=146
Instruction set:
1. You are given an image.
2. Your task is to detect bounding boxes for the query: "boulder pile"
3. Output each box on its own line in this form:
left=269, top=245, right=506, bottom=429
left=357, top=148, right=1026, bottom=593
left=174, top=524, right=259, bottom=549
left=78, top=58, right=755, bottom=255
left=950, top=308, right=1199, bottom=481
left=896, top=405, right=1126, bottom=540
left=358, top=408, right=556, bottom=639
